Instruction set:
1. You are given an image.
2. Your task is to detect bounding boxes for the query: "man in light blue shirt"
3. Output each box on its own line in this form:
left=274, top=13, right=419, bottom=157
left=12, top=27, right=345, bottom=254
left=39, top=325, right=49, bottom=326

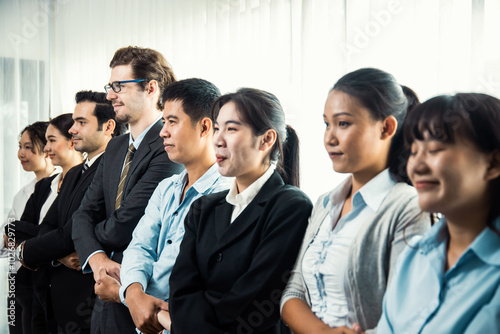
left=94, top=78, right=230, bottom=334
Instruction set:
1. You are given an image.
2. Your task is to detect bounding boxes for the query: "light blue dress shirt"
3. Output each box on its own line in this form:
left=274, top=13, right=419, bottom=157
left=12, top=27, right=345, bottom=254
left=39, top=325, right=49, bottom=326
left=119, top=163, right=231, bottom=304
left=302, top=169, right=396, bottom=327
left=377, top=217, right=500, bottom=333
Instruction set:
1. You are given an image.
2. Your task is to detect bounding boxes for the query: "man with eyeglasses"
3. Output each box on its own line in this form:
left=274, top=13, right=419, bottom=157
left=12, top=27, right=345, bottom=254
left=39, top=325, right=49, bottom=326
left=72, top=46, right=184, bottom=334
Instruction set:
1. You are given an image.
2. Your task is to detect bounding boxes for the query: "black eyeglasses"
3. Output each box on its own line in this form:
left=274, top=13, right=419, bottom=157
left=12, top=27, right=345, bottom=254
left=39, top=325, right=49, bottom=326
left=104, top=79, right=147, bottom=94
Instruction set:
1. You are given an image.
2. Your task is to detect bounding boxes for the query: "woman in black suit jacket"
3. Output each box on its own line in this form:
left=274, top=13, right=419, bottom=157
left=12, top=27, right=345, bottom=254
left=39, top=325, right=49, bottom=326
left=9, top=113, right=82, bottom=334
left=168, top=88, right=313, bottom=334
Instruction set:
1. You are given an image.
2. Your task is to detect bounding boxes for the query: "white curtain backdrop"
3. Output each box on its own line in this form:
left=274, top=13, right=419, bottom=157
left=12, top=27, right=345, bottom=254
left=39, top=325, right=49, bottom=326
left=1, top=0, right=500, bottom=329
left=45, top=0, right=500, bottom=202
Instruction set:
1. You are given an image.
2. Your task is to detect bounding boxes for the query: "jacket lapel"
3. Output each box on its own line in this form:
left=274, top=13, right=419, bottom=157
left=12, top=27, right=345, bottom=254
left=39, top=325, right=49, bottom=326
left=59, top=165, right=83, bottom=225
left=213, top=197, right=233, bottom=240
left=62, top=157, right=102, bottom=224
left=122, top=120, right=162, bottom=192
left=211, top=171, right=284, bottom=253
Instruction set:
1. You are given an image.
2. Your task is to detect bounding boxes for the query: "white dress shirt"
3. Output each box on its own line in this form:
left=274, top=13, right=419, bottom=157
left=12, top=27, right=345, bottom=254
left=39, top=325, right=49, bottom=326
left=225, top=164, right=276, bottom=223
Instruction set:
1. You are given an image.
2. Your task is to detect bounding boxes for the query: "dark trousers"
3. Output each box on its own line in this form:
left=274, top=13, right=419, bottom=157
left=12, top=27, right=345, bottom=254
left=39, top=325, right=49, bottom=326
left=8, top=277, right=32, bottom=334
left=90, top=298, right=136, bottom=334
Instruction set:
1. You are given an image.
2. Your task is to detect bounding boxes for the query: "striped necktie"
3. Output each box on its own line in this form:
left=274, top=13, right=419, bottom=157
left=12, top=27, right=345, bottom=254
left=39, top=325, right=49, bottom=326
left=81, top=162, right=89, bottom=174
left=115, top=143, right=136, bottom=210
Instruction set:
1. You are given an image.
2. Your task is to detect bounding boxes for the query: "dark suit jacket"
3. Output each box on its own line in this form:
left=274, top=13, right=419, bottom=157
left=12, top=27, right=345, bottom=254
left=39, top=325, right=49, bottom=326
left=72, top=120, right=184, bottom=266
left=169, top=171, right=313, bottom=334
left=6, top=174, right=58, bottom=287
left=22, top=159, right=101, bottom=331
left=6, top=174, right=59, bottom=243
left=23, top=158, right=101, bottom=267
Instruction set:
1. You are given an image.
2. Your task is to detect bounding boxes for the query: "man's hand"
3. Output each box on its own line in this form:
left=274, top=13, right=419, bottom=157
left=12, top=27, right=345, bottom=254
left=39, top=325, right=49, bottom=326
left=94, top=267, right=121, bottom=303
left=157, top=310, right=171, bottom=332
left=88, top=252, right=121, bottom=282
left=58, top=252, right=81, bottom=271
left=125, top=283, right=169, bottom=334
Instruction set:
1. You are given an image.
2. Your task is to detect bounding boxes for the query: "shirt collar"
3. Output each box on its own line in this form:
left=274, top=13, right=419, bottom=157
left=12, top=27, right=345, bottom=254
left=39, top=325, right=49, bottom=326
left=419, top=217, right=500, bottom=266
left=191, top=163, right=228, bottom=195
left=128, top=114, right=162, bottom=149
left=327, top=175, right=352, bottom=208
left=469, top=217, right=500, bottom=266
left=172, top=163, right=229, bottom=196
left=51, top=166, right=62, bottom=176
left=85, top=151, right=104, bottom=167
left=226, top=164, right=276, bottom=207
left=418, top=217, right=449, bottom=254
left=355, top=169, right=396, bottom=211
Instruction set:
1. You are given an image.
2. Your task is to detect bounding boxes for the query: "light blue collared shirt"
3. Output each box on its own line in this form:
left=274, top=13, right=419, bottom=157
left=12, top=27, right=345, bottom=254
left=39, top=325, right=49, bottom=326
left=377, top=217, right=500, bottom=333
left=302, top=169, right=396, bottom=327
left=119, top=163, right=232, bottom=304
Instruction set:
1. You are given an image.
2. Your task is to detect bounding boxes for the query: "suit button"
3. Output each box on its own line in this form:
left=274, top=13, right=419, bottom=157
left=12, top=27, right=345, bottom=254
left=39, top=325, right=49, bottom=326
left=167, top=240, right=172, bottom=244
left=216, top=253, right=223, bottom=262
left=173, top=212, right=178, bottom=216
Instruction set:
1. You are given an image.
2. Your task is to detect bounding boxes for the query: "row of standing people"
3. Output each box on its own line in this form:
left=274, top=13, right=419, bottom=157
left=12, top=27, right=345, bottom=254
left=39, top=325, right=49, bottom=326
left=3, top=45, right=499, bottom=334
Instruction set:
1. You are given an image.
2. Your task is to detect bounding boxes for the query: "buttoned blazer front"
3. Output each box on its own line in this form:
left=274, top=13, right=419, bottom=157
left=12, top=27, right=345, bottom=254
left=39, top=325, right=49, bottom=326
left=169, top=171, right=313, bottom=334
left=23, top=158, right=101, bottom=267
left=22, top=158, right=101, bottom=330
left=72, top=120, right=184, bottom=265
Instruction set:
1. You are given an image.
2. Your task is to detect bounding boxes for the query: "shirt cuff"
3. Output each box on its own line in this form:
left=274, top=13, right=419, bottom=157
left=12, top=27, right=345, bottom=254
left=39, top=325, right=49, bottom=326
left=119, top=283, right=132, bottom=305
left=82, top=250, right=105, bottom=273
left=119, top=281, right=147, bottom=306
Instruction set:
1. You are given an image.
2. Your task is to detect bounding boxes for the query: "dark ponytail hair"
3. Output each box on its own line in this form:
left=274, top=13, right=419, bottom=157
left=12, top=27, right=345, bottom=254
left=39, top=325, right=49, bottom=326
left=282, top=125, right=300, bottom=187
left=20, top=121, right=50, bottom=154
left=49, top=113, right=74, bottom=140
left=212, top=88, right=300, bottom=187
left=332, top=68, right=419, bottom=183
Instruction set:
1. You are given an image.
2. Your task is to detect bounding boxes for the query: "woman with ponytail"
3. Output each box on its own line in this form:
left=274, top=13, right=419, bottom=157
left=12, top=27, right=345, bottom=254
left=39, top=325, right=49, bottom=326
left=281, top=68, right=431, bottom=333
left=169, top=88, right=313, bottom=334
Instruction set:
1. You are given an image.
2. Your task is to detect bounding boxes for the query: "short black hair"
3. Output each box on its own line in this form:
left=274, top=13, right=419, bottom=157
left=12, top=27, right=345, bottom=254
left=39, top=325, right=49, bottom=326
left=161, top=78, right=220, bottom=126
left=75, top=90, right=127, bottom=136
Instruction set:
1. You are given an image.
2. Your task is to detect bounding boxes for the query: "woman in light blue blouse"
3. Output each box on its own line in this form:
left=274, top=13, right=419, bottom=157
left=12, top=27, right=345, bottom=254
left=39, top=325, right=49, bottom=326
left=377, top=93, right=500, bottom=333
left=281, top=68, right=431, bottom=333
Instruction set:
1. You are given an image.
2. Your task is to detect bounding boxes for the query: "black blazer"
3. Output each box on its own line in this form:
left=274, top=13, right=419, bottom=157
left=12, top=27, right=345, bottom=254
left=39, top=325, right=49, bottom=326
left=6, top=174, right=59, bottom=286
left=169, top=171, right=313, bottom=334
left=22, top=159, right=100, bottom=331
left=72, top=120, right=184, bottom=265
left=6, top=174, right=59, bottom=243
left=23, top=158, right=101, bottom=267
